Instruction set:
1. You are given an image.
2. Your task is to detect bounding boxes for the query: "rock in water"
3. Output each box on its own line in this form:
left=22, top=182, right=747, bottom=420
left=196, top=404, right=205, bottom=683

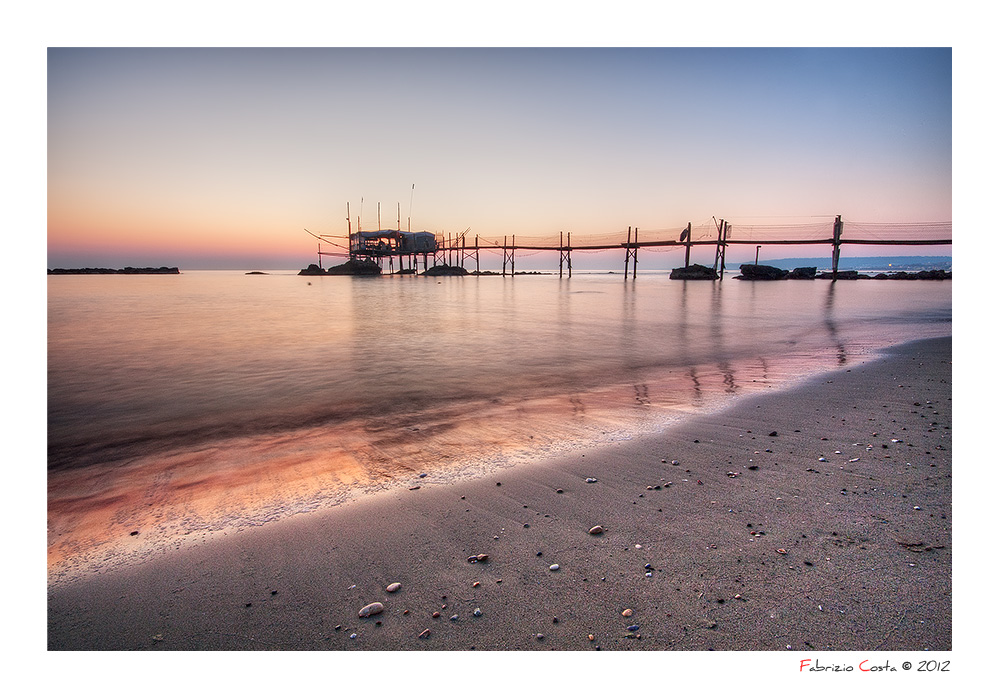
left=735, top=264, right=788, bottom=281
left=358, top=602, right=385, bottom=618
left=669, top=264, right=718, bottom=280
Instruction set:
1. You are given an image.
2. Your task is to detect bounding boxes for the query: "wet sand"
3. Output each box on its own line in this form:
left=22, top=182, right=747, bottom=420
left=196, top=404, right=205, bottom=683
left=47, top=336, right=952, bottom=654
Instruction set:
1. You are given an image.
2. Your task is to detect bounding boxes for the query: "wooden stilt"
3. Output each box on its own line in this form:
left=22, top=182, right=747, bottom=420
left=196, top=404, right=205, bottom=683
left=832, top=214, right=843, bottom=281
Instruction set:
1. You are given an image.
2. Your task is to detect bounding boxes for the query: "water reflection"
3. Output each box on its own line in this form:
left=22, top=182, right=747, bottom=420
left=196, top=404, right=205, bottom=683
left=825, top=282, right=847, bottom=365
left=47, top=272, right=951, bottom=578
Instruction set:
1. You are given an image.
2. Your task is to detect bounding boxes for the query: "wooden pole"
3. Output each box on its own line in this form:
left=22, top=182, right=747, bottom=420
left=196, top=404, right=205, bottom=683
left=832, top=214, right=843, bottom=281
left=567, top=232, right=572, bottom=277
left=624, top=226, right=631, bottom=276
left=713, top=219, right=723, bottom=274
left=684, top=221, right=691, bottom=268
left=559, top=231, right=564, bottom=278
left=632, top=228, right=638, bottom=279
left=720, top=222, right=729, bottom=280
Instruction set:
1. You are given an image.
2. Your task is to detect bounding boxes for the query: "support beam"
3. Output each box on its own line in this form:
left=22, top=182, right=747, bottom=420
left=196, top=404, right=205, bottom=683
left=682, top=222, right=692, bottom=267
left=831, top=214, right=843, bottom=282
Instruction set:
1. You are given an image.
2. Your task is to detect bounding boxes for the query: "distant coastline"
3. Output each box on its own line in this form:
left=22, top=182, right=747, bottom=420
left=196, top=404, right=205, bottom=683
left=47, top=267, right=180, bottom=275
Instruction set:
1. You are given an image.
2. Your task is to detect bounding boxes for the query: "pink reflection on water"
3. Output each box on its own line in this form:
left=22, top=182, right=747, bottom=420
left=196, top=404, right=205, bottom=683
left=47, top=344, right=856, bottom=582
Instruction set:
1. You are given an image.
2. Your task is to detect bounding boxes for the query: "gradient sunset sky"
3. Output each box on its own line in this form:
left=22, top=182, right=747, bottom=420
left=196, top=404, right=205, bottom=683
left=47, top=47, right=952, bottom=269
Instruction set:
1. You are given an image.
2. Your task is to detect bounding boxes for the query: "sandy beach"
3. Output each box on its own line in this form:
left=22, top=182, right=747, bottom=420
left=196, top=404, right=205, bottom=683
left=47, top=336, right=951, bottom=652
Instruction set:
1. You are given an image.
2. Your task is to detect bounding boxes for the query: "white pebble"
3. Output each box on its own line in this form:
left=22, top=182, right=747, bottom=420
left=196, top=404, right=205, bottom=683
left=549, top=564, right=560, bottom=571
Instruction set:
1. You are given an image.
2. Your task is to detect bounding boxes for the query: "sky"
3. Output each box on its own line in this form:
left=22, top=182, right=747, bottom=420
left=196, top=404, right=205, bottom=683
left=46, top=46, right=953, bottom=270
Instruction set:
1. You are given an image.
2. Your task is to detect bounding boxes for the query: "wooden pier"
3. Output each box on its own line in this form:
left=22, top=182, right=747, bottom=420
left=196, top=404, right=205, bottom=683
left=306, top=215, right=951, bottom=279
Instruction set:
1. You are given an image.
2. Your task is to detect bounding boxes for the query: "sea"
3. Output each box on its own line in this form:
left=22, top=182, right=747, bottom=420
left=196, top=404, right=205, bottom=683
left=47, top=269, right=951, bottom=580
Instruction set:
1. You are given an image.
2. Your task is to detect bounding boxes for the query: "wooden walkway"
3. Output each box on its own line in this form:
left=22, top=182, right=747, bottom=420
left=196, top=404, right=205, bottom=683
left=310, top=215, right=951, bottom=278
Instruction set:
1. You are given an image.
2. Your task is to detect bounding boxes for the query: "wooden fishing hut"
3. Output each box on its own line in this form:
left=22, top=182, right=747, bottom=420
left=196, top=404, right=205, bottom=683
left=350, top=229, right=438, bottom=273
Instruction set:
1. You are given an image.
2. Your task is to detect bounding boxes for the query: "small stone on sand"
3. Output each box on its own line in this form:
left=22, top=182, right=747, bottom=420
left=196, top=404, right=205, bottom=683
left=358, top=602, right=384, bottom=618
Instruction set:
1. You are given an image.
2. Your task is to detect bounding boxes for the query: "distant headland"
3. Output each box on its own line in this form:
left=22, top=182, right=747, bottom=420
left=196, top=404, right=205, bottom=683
left=47, top=267, right=180, bottom=275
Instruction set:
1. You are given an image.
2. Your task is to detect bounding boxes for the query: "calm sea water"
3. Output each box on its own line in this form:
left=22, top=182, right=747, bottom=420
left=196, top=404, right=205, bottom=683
left=47, top=270, right=951, bottom=575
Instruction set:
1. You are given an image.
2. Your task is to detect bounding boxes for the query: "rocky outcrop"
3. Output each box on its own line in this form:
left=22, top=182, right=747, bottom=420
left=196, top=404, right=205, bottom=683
left=872, top=270, right=951, bottom=280
left=669, top=264, right=718, bottom=280
left=818, top=270, right=866, bottom=280
left=789, top=266, right=817, bottom=279
left=422, top=265, right=469, bottom=276
left=298, top=259, right=382, bottom=276
left=735, top=264, right=787, bottom=280
left=47, top=267, right=180, bottom=275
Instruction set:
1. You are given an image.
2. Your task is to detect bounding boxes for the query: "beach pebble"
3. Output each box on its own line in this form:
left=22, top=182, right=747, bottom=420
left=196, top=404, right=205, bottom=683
left=450, top=614, right=459, bottom=621
left=589, top=525, right=604, bottom=535
left=549, top=564, right=560, bottom=571
left=358, top=602, right=384, bottom=618
left=671, top=460, right=680, bottom=465
left=474, top=608, right=482, bottom=617
left=386, top=582, right=402, bottom=593
left=627, top=624, right=639, bottom=632
left=350, top=633, right=357, bottom=639
left=622, top=609, right=633, bottom=617
left=418, top=628, right=430, bottom=639
left=586, top=477, right=598, bottom=483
